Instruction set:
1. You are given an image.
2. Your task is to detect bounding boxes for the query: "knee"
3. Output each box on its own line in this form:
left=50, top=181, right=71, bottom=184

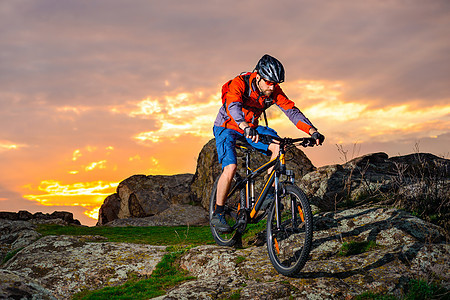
left=268, top=143, right=280, bottom=154
left=222, top=164, right=237, bottom=179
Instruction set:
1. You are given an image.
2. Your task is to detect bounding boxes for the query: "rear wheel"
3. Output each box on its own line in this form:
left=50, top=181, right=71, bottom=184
left=266, top=184, right=313, bottom=276
left=209, top=174, right=244, bottom=247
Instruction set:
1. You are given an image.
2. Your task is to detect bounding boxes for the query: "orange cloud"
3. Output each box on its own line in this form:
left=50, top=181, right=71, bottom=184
left=23, top=180, right=119, bottom=221
left=0, top=140, right=27, bottom=152
left=269, top=80, right=450, bottom=144
left=131, top=91, right=220, bottom=144
left=84, top=160, right=107, bottom=171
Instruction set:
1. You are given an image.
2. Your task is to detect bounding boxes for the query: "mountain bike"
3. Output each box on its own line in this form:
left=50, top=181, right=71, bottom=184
left=209, top=135, right=316, bottom=276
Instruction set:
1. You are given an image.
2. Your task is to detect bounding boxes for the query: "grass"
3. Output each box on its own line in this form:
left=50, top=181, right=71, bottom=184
left=242, top=219, right=267, bottom=246
left=354, top=279, right=449, bottom=300
left=404, top=279, right=449, bottom=300
left=338, top=240, right=378, bottom=256
left=72, top=248, right=195, bottom=300
left=1, top=247, right=24, bottom=265
left=37, top=224, right=215, bottom=246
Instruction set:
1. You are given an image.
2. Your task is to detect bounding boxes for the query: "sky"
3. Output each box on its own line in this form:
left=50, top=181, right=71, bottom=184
left=1, top=0, right=449, bottom=226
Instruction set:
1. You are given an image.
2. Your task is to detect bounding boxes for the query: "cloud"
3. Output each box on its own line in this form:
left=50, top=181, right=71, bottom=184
left=129, top=90, right=219, bottom=144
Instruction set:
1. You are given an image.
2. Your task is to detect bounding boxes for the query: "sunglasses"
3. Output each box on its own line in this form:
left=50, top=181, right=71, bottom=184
left=262, top=78, right=275, bottom=86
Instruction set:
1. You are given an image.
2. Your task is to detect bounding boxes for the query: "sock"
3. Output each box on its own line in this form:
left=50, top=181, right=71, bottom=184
left=215, top=205, right=224, bottom=214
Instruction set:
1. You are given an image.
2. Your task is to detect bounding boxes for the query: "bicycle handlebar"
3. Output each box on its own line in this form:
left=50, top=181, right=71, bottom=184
left=259, top=135, right=317, bottom=148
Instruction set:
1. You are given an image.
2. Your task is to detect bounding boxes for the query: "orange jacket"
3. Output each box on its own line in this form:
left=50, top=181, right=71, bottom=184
left=214, top=72, right=315, bottom=134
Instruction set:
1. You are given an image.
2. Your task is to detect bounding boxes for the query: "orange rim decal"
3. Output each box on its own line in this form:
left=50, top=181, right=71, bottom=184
left=298, top=205, right=305, bottom=222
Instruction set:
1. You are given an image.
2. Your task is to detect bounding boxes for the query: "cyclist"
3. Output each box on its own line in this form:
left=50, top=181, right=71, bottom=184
left=211, top=54, right=325, bottom=232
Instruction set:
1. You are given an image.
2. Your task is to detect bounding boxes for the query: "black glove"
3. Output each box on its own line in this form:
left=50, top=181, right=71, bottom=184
left=244, top=127, right=257, bottom=138
left=311, top=132, right=325, bottom=145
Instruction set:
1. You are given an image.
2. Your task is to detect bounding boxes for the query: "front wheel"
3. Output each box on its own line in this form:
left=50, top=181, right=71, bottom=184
left=209, top=174, right=244, bottom=247
left=266, top=184, right=313, bottom=276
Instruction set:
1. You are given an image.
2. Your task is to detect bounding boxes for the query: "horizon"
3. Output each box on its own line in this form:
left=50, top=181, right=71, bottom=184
left=1, top=1, right=449, bottom=226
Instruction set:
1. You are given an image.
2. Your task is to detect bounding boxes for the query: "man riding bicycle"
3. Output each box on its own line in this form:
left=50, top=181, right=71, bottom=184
left=211, top=54, right=325, bottom=232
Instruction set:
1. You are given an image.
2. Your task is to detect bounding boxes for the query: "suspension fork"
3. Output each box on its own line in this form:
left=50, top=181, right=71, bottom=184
left=244, top=151, right=254, bottom=209
left=275, top=143, right=287, bottom=229
left=274, top=171, right=282, bottom=229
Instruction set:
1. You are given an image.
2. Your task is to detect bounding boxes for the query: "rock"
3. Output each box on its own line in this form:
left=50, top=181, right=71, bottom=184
left=97, top=174, right=195, bottom=225
left=190, top=138, right=315, bottom=210
left=0, top=210, right=81, bottom=225
left=298, top=152, right=450, bottom=213
left=0, top=219, right=41, bottom=263
left=160, top=206, right=449, bottom=299
left=4, top=235, right=167, bottom=299
left=0, top=269, right=56, bottom=300
left=2, top=205, right=448, bottom=299
left=99, top=174, right=195, bottom=224
left=49, top=211, right=80, bottom=225
left=96, top=193, right=121, bottom=226
left=103, top=204, right=208, bottom=227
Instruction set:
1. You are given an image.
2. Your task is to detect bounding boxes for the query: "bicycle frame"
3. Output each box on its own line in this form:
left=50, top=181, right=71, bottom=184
left=226, top=141, right=291, bottom=228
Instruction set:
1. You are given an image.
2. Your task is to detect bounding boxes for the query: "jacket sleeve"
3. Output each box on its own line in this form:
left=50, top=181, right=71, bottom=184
left=225, top=77, right=246, bottom=125
left=273, top=86, right=315, bottom=134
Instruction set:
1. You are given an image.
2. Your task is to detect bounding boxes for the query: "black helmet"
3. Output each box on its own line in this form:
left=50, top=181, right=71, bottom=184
left=255, top=54, right=285, bottom=83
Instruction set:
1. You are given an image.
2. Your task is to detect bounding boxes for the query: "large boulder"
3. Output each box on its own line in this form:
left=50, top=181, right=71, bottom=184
left=0, top=269, right=56, bottom=300
left=161, top=206, right=449, bottom=299
left=96, top=193, right=121, bottom=226
left=0, top=219, right=41, bottom=263
left=97, top=174, right=194, bottom=225
left=190, top=138, right=315, bottom=210
left=299, top=152, right=450, bottom=216
left=4, top=235, right=167, bottom=299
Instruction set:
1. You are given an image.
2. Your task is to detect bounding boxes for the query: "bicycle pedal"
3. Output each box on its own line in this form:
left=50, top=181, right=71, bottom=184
left=216, top=227, right=233, bottom=234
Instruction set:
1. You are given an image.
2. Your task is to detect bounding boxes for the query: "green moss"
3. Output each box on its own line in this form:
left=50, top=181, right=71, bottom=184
left=72, top=248, right=195, bottom=300
left=404, top=279, right=448, bottom=300
left=235, top=256, right=246, bottom=264
left=354, top=278, right=449, bottom=300
left=1, top=247, right=24, bottom=265
left=338, top=240, right=378, bottom=256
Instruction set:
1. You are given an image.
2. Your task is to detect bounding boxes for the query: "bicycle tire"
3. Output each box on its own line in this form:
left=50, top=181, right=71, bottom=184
left=209, top=175, right=244, bottom=247
left=266, top=184, right=313, bottom=276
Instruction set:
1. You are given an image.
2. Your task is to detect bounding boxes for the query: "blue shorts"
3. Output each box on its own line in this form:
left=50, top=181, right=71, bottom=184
left=213, top=125, right=279, bottom=169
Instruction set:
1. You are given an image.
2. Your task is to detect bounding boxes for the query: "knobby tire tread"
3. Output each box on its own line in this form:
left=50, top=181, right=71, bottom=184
left=266, top=184, right=313, bottom=276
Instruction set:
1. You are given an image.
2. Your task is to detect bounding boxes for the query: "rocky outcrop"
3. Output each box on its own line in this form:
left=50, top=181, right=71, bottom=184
left=1, top=205, right=448, bottom=299
left=3, top=235, right=167, bottom=299
left=0, top=210, right=81, bottom=225
left=0, top=269, right=56, bottom=300
left=97, top=174, right=194, bottom=225
left=0, top=210, right=83, bottom=263
left=164, top=206, right=449, bottom=299
left=190, top=138, right=315, bottom=210
left=0, top=219, right=41, bottom=263
left=299, top=152, right=449, bottom=212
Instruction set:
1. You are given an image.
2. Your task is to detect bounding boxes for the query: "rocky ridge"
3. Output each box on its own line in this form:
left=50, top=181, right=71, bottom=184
left=97, top=139, right=449, bottom=231
left=0, top=206, right=448, bottom=299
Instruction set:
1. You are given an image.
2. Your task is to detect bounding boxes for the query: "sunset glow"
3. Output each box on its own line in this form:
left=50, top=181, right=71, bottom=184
left=23, top=180, right=119, bottom=220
